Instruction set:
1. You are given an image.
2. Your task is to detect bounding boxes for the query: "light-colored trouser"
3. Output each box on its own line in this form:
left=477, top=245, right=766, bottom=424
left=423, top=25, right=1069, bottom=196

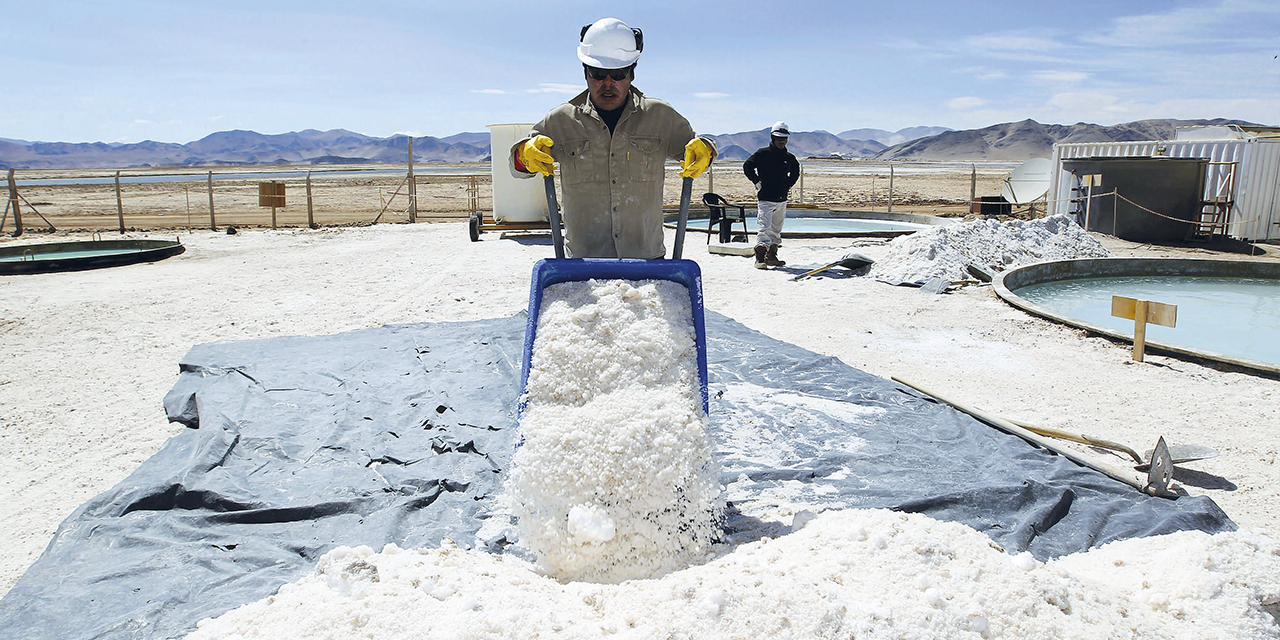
left=755, top=200, right=787, bottom=247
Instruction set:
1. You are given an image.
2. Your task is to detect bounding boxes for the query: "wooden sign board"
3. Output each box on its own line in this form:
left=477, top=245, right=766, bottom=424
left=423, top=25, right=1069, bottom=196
left=1111, top=295, right=1177, bottom=362
left=258, top=182, right=286, bottom=208
left=1111, top=296, right=1177, bottom=327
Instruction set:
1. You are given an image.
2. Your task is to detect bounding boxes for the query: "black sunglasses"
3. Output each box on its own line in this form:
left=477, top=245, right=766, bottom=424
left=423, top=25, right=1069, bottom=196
left=585, top=65, right=633, bottom=82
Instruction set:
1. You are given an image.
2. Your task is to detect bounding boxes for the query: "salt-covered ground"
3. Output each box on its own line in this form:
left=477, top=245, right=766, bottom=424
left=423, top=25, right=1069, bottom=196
left=185, top=511, right=1280, bottom=639
left=2, top=218, right=1279, bottom=637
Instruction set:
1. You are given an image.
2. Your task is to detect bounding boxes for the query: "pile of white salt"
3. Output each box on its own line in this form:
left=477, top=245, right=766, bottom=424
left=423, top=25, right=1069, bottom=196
left=186, top=509, right=1280, bottom=639
left=507, top=278, right=722, bottom=583
left=867, top=214, right=1111, bottom=285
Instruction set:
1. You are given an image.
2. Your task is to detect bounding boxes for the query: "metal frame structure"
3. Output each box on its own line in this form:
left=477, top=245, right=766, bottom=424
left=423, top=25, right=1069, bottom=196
left=1048, top=135, right=1280, bottom=242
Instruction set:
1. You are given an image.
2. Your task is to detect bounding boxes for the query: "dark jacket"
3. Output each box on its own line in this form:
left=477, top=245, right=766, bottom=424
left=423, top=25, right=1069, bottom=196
left=743, top=143, right=800, bottom=203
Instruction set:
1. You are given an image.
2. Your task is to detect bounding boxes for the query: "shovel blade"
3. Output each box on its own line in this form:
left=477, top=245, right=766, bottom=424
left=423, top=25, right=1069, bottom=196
left=1144, top=436, right=1175, bottom=496
left=1145, top=443, right=1220, bottom=465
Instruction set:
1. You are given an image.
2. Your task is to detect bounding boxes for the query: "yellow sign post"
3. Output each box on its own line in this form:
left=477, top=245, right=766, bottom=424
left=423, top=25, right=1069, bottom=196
left=258, top=181, right=286, bottom=228
left=1111, top=295, right=1177, bottom=362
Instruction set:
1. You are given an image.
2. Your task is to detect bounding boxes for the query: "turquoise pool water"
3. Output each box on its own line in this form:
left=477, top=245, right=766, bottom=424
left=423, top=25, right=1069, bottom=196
left=0, top=239, right=185, bottom=274
left=1014, top=275, right=1280, bottom=366
left=684, top=217, right=932, bottom=234
left=0, top=247, right=144, bottom=262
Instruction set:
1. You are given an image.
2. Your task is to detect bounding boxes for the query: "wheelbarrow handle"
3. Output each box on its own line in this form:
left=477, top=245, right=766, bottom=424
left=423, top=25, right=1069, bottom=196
left=672, top=176, right=693, bottom=260
left=543, top=174, right=565, bottom=259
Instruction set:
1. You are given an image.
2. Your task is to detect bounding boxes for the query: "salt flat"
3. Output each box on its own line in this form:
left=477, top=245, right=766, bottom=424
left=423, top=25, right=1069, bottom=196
left=1, top=221, right=1278, bottom=637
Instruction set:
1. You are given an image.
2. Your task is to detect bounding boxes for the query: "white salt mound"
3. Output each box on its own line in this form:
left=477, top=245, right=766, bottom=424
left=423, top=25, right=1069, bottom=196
left=867, top=214, right=1110, bottom=285
left=186, top=509, right=1280, bottom=640
left=508, top=279, right=721, bottom=583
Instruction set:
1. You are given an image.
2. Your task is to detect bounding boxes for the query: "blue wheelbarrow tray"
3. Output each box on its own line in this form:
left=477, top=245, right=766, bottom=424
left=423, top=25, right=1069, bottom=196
left=519, top=258, right=710, bottom=416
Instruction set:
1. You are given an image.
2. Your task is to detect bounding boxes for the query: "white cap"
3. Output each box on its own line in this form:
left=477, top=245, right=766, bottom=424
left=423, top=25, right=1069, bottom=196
left=577, top=18, right=643, bottom=69
left=771, top=121, right=790, bottom=138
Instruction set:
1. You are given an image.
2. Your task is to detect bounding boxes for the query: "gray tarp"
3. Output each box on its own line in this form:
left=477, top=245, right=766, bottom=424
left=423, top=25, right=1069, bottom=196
left=0, top=312, right=1232, bottom=640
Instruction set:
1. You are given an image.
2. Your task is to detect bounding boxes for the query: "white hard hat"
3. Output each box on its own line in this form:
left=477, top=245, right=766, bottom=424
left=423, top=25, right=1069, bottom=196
left=577, top=18, right=643, bottom=69
left=771, top=121, right=791, bottom=138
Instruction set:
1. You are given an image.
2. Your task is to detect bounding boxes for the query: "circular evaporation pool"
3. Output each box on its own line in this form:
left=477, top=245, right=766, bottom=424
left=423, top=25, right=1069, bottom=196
left=668, top=211, right=951, bottom=238
left=995, top=258, right=1280, bottom=375
left=0, top=238, right=185, bottom=275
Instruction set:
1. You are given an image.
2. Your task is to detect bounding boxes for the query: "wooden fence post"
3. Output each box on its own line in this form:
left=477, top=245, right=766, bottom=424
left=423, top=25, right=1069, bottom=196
left=6, top=169, right=22, bottom=237
left=408, top=138, right=417, bottom=223
left=207, top=171, right=216, bottom=231
left=888, top=164, right=894, bottom=213
left=115, top=171, right=125, bottom=234
left=306, top=171, right=315, bottom=229
left=970, top=164, right=976, bottom=213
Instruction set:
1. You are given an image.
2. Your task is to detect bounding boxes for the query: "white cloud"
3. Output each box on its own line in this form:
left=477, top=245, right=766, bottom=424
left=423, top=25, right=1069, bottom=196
left=694, top=92, right=730, bottom=99
left=963, top=35, right=1062, bottom=53
left=955, top=33, right=1069, bottom=64
left=1084, top=0, right=1277, bottom=48
left=1046, top=91, right=1123, bottom=116
left=947, top=96, right=988, bottom=110
left=1028, top=70, right=1091, bottom=85
left=955, top=66, right=1008, bottom=82
left=526, top=83, right=581, bottom=95
left=472, top=89, right=509, bottom=95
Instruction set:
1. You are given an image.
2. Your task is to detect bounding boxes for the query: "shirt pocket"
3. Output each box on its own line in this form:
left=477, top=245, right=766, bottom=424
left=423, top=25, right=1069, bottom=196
left=559, top=137, right=599, bottom=185
left=625, top=135, right=663, bottom=182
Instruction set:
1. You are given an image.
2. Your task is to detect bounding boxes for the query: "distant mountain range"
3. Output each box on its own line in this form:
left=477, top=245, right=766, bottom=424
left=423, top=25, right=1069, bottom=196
left=0, top=130, right=491, bottom=170
left=873, top=118, right=1262, bottom=162
left=710, top=129, right=898, bottom=161
left=837, top=126, right=954, bottom=146
left=0, top=119, right=1263, bottom=169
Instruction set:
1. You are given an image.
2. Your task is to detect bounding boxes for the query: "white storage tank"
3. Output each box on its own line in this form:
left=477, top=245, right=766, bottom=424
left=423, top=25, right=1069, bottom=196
left=487, top=123, right=550, bottom=223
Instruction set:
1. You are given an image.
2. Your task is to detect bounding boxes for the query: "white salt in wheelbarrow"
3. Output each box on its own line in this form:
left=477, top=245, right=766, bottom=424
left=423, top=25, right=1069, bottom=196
left=519, top=176, right=708, bottom=415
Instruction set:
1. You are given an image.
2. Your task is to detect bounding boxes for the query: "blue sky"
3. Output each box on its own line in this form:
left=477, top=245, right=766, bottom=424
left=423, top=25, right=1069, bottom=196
left=3, top=0, right=1278, bottom=143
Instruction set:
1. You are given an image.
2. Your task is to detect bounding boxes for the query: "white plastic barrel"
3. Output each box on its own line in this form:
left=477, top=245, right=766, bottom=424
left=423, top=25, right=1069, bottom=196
left=488, top=123, right=550, bottom=223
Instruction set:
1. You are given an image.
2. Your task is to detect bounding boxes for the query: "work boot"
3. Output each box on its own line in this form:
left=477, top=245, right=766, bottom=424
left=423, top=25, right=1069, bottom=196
left=765, top=245, right=786, bottom=267
left=754, top=244, right=768, bottom=269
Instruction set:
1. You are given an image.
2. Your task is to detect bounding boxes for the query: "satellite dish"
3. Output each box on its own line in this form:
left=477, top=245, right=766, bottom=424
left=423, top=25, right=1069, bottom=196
left=1002, top=158, right=1052, bottom=205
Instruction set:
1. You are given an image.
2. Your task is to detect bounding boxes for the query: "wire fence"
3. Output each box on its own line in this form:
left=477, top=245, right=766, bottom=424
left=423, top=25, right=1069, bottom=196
left=2, top=161, right=1016, bottom=235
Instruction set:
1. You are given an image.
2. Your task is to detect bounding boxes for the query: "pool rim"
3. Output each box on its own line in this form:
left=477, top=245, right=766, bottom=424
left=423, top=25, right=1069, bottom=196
left=993, top=256, right=1280, bottom=377
left=0, top=238, right=186, bottom=275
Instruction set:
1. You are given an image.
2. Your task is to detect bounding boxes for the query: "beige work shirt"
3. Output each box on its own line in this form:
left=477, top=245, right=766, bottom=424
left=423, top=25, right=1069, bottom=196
left=516, top=87, right=704, bottom=259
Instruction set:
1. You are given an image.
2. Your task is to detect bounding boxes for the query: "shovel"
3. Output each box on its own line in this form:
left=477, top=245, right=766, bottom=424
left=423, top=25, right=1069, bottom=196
left=790, top=252, right=874, bottom=281
left=1011, top=419, right=1219, bottom=470
left=892, top=376, right=1180, bottom=497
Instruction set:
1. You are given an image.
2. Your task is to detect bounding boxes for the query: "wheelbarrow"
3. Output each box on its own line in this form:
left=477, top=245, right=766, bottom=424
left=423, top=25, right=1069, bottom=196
left=519, top=175, right=708, bottom=415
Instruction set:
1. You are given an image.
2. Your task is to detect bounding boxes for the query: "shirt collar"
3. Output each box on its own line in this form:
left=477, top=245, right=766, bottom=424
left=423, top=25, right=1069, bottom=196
left=573, top=86, right=643, bottom=120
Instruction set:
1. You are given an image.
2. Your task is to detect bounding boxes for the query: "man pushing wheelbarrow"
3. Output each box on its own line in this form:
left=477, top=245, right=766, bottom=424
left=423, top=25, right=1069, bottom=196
left=508, top=17, right=716, bottom=259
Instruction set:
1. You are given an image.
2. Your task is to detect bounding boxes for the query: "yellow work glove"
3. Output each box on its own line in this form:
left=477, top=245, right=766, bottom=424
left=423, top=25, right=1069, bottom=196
left=679, top=137, right=714, bottom=179
left=517, top=135, right=556, bottom=176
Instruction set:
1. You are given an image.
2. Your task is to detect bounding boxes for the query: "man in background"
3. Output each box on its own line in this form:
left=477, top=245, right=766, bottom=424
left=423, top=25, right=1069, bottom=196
left=743, top=121, right=800, bottom=269
left=510, top=17, right=715, bottom=259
